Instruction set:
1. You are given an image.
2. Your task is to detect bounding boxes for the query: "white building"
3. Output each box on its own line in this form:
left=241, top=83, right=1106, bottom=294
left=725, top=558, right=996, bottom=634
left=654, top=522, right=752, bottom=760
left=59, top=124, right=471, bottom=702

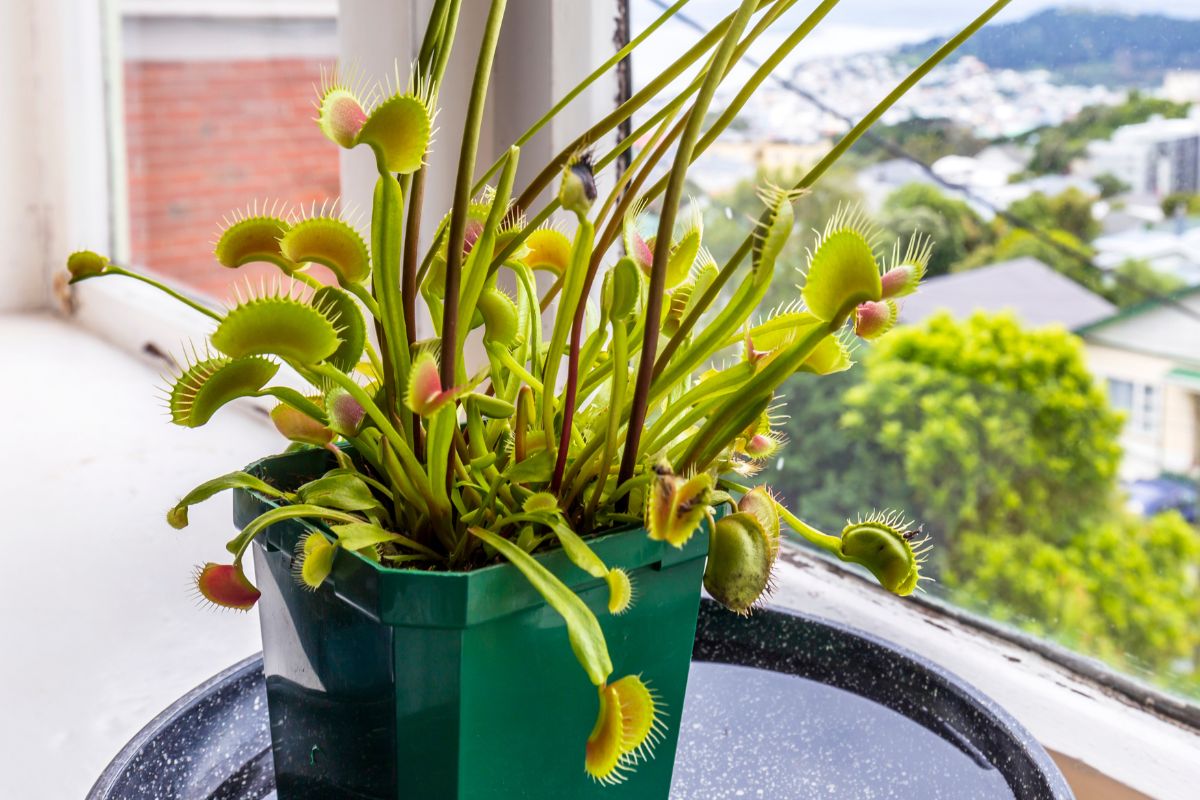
left=1078, top=287, right=1200, bottom=479
left=1164, top=70, right=1200, bottom=104
left=1084, top=112, right=1200, bottom=198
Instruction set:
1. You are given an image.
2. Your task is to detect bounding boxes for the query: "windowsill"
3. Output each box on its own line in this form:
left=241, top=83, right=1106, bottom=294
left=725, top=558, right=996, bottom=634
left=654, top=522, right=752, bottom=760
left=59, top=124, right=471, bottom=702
left=771, top=547, right=1200, bottom=800
left=0, top=312, right=280, bottom=799
left=7, top=307, right=1198, bottom=799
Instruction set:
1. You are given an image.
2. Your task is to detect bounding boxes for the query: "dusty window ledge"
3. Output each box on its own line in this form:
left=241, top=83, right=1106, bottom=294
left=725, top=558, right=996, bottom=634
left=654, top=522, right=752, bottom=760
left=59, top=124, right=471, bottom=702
left=771, top=546, right=1200, bottom=800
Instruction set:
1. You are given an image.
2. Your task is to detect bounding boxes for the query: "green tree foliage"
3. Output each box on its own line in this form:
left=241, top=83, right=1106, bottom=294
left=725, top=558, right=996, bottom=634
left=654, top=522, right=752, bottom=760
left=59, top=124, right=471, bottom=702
left=1104, top=259, right=1186, bottom=308
left=768, top=370, right=872, bottom=534
left=957, top=226, right=1181, bottom=309
left=1024, top=92, right=1190, bottom=175
left=949, top=512, right=1200, bottom=685
left=959, top=226, right=1098, bottom=285
left=1093, top=172, right=1129, bottom=199
left=880, top=183, right=992, bottom=278
left=953, top=184, right=1188, bottom=307
left=851, top=118, right=987, bottom=164
left=1161, top=192, right=1200, bottom=217
left=772, top=311, right=1200, bottom=695
left=838, top=313, right=1122, bottom=549
left=1008, top=188, right=1099, bottom=242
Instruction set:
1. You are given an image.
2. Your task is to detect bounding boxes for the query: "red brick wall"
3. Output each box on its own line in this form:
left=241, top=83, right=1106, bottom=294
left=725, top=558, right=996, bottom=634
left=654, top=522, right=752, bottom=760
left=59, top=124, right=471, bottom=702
left=124, top=58, right=341, bottom=301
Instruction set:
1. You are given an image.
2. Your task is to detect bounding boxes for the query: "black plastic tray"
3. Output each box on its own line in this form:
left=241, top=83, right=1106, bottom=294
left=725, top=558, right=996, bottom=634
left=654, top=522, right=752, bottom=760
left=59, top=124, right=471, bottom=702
left=89, top=600, right=1072, bottom=799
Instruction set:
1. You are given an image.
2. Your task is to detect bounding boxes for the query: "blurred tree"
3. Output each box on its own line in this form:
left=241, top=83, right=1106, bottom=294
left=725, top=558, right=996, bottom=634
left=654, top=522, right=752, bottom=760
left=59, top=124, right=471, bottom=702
left=1161, top=192, right=1200, bottom=217
left=836, top=312, right=1122, bottom=549
left=959, top=226, right=1096, bottom=283
left=767, top=369, right=871, bottom=535
left=949, top=511, right=1200, bottom=687
left=771, top=311, right=1197, bottom=695
left=1023, top=92, right=1190, bottom=175
left=960, top=226, right=1183, bottom=308
left=880, top=183, right=992, bottom=277
left=1104, top=259, right=1186, bottom=308
left=1008, top=188, right=1100, bottom=242
left=1026, top=127, right=1075, bottom=174
left=1093, top=172, right=1129, bottom=199
left=851, top=117, right=986, bottom=164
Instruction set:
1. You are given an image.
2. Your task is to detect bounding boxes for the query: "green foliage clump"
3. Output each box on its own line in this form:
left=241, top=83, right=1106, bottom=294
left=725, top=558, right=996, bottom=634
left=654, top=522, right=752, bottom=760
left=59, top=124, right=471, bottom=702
left=881, top=184, right=991, bottom=278
left=949, top=512, right=1200, bottom=687
left=772, top=310, right=1200, bottom=696
left=1007, top=188, right=1099, bottom=242
left=959, top=226, right=1091, bottom=279
left=839, top=312, right=1122, bottom=548
left=1093, top=172, right=1129, bottom=199
left=960, top=223, right=1183, bottom=308
left=852, top=117, right=987, bottom=164
left=1105, top=259, right=1187, bottom=308
left=1161, top=192, right=1200, bottom=218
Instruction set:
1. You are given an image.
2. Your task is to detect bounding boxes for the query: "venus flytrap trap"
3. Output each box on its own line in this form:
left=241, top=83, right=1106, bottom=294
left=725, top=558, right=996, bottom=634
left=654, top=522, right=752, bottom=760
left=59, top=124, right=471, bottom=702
left=66, top=0, right=1010, bottom=788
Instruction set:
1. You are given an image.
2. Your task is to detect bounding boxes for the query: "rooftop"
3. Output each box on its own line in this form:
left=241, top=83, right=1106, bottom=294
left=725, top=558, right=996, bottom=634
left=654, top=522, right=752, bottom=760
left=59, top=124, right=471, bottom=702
left=898, top=257, right=1116, bottom=330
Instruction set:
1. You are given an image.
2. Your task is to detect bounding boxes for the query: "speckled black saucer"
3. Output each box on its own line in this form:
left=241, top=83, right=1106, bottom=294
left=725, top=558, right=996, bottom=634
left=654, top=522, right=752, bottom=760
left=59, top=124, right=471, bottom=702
left=88, top=600, right=1072, bottom=799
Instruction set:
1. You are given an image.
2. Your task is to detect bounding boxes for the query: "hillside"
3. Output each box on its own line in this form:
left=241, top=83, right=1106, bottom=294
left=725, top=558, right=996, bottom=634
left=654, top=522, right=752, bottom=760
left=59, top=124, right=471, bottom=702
left=899, top=8, right=1200, bottom=86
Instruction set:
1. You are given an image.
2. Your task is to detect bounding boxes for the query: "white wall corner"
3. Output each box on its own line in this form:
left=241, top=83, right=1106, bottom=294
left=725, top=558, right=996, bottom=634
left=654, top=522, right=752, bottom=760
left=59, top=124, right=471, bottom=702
left=0, top=2, right=51, bottom=311
left=0, top=0, right=113, bottom=314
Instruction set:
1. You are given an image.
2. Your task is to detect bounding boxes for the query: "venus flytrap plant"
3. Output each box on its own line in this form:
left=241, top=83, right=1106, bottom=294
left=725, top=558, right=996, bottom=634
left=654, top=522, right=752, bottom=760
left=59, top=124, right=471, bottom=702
left=65, top=0, right=1010, bottom=785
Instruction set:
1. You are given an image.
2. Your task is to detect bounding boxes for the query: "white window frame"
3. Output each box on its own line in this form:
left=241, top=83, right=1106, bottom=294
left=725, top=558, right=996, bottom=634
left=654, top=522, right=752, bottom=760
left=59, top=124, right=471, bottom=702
left=1108, top=376, right=1162, bottom=437
left=10, top=2, right=1200, bottom=796
left=1108, top=376, right=1134, bottom=413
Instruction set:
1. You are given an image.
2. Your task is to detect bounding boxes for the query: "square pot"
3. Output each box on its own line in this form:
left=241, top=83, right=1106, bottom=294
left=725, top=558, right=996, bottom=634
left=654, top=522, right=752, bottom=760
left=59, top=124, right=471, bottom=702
left=234, top=447, right=710, bottom=800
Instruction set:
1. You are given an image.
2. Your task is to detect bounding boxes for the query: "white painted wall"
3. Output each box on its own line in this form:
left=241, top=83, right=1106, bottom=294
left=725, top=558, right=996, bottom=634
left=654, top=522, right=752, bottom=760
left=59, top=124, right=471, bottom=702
left=1084, top=342, right=1198, bottom=478
left=0, top=0, right=113, bottom=313
left=1084, top=295, right=1200, bottom=366
left=0, top=3, right=45, bottom=311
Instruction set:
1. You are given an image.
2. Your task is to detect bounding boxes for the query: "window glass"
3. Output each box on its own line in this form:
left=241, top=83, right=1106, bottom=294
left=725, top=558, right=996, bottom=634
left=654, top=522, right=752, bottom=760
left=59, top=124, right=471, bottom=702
left=1139, top=384, right=1160, bottom=434
left=1108, top=378, right=1134, bottom=412
left=632, top=0, right=1200, bottom=703
left=118, top=4, right=340, bottom=303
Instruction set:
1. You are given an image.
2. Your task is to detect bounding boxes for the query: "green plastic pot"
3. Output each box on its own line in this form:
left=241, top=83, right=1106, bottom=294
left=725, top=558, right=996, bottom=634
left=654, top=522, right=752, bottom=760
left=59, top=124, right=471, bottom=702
left=234, top=447, right=710, bottom=800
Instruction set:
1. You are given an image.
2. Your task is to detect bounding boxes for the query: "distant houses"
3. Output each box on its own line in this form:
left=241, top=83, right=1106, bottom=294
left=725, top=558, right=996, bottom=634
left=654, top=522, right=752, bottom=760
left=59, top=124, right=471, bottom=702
left=855, top=150, right=1098, bottom=220
left=899, top=259, right=1200, bottom=479
left=1082, top=110, right=1200, bottom=197
left=1075, top=287, right=1200, bottom=479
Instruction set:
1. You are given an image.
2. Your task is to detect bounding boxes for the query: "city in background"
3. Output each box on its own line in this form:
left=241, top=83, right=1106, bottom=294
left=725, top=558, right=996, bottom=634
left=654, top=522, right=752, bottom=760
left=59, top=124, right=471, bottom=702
left=120, top=1, right=1200, bottom=699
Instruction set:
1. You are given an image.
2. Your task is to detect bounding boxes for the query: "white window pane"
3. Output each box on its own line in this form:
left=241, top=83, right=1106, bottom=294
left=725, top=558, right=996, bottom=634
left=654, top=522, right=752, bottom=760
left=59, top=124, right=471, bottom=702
left=1109, top=378, right=1134, bottom=411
